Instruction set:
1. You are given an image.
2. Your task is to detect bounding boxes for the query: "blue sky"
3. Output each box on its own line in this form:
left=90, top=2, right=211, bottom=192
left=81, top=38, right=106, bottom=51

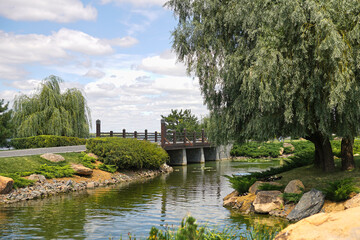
left=0, top=0, right=208, bottom=132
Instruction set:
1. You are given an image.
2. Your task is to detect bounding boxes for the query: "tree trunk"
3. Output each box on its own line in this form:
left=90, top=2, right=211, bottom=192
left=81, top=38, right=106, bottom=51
left=341, top=137, right=355, bottom=170
left=307, top=132, right=335, bottom=172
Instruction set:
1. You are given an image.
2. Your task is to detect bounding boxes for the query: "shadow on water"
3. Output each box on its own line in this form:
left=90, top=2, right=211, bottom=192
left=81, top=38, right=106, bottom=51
left=0, top=160, right=288, bottom=239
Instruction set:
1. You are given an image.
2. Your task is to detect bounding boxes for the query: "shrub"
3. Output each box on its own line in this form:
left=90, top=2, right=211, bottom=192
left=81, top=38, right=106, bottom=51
left=86, top=138, right=169, bottom=170
left=10, top=135, right=86, bottom=149
left=230, top=142, right=283, bottom=158
left=34, top=164, right=75, bottom=179
left=258, top=183, right=284, bottom=191
left=0, top=173, right=35, bottom=189
left=323, top=178, right=360, bottom=202
left=281, top=192, right=303, bottom=203
left=98, top=163, right=117, bottom=173
left=79, top=152, right=96, bottom=169
left=225, top=175, right=256, bottom=194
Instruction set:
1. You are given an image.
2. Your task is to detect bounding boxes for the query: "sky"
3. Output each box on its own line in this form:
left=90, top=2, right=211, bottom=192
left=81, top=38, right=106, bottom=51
left=0, top=0, right=208, bottom=132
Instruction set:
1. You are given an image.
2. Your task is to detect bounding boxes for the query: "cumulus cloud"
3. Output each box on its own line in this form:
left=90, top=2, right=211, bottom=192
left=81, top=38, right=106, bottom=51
left=138, top=50, right=187, bottom=77
left=0, top=0, right=97, bottom=23
left=101, top=0, right=167, bottom=7
left=0, top=29, right=138, bottom=80
left=84, top=69, right=106, bottom=79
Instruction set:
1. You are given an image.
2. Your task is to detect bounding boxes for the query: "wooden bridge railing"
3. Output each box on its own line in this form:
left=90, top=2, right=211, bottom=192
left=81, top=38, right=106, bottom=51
left=95, top=119, right=209, bottom=148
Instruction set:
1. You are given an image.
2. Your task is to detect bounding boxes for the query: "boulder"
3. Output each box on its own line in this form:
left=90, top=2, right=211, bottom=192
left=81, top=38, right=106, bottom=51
left=71, top=164, right=93, bottom=176
left=286, top=189, right=325, bottom=221
left=28, top=174, right=46, bottom=183
left=249, top=181, right=283, bottom=194
left=284, top=180, right=305, bottom=194
left=344, top=193, right=360, bottom=209
left=275, top=206, right=360, bottom=240
left=0, top=176, right=14, bottom=194
left=86, top=153, right=98, bottom=160
left=253, top=190, right=284, bottom=213
left=40, top=153, right=65, bottom=162
left=159, top=163, right=174, bottom=173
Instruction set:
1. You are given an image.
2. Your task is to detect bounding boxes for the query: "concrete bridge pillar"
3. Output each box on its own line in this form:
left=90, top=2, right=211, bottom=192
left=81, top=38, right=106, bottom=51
left=186, top=148, right=205, bottom=163
left=203, top=147, right=217, bottom=161
left=167, top=149, right=187, bottom=166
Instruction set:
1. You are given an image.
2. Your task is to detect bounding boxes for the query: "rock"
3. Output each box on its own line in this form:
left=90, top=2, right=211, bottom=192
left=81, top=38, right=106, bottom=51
left=28, top=174, right=46, bottom=183
left=249, top=181, right=283, bottom=194
left=223, top=190, right=239, bottom=202
left=284, top=180, right=305, bottom=194
left=269, top=204, right=296, bottom=218
left=86, top=153, right=98, bottom=160
left=40, top=153, right=65, bottom=162
left=253, top=190, right=284, bottom=213
left=0, top=176, right=14, bottom=194
left=283, top=143, right=295, bottom=152
left=66, top=180, right=73, bottom=186
left=71, top=164, right=93, bottom=176
left=344, top=193, right=360, bottom=209
left=275, top=206, right=360, bottom=240
left=286, top=189, right=325, bottom=221
left=159, top=163, right=174, bottom=173
left=321, top=200, right=345, bottom=213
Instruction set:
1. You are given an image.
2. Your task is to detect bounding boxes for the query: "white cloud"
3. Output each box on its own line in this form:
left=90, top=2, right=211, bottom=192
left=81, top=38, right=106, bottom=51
left=103, top=36, right=139, bottom=48
left=101, top=0, right=167, bottom=7
left=138, top=50, right=187, bottom=77
left=9, top=79, right=41, bottom=90
left=84, top=69, right=106, bottom=79
left=0, top=0, right=97, bottom=23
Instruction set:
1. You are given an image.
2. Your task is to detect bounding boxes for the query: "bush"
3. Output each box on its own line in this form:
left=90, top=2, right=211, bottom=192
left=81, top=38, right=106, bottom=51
left=258, top=183, right=284, bottom=191
left=86, top=138, right=169, bottom=170
left=281, top=192, right=303, bottom=203
left=0, top=173, right=35, bottom=189
left=79, top=152, right=96, bottom=169
left=98, top=163, right=117, bottom=173
left=225, top=175, right=256, bottom=194
left=230, top=142, right=283, bottom=158
left=34, top=164, right=75, bottom=179
left=10, top=135, right=86, bottom=149
left=323, top=178, right=359, bottom=202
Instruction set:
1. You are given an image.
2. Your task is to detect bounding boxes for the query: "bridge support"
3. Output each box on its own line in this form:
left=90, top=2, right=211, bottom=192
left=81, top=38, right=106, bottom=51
left=186, top=148, right=205, bottom=163
left=204, top=147, right=217, bottom=161
left=167, top=149, right=187, bottom=166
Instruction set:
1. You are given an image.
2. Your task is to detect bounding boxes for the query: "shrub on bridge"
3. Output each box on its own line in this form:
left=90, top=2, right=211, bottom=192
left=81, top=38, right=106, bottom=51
left=86, top=138, right=169, bottom=170
left=10, top=135, right=86, bottom=149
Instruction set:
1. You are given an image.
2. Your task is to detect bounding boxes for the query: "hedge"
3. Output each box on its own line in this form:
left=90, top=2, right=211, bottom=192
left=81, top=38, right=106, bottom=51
left=86, top=138, right=169, bottom=170
left=10, top=135, right=86, bottom=149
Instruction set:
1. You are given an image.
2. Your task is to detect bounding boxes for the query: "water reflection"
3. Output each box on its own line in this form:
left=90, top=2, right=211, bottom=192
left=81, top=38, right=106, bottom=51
left=0, top=160, right=287, bottom=239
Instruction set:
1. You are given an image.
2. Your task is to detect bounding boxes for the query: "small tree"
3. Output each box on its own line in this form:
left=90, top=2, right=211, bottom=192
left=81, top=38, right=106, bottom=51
left=0, top=99, right=12, bottom=146
left=12, top=75, right=91, bottom=138
left=161, top=109, right=201, bottom=133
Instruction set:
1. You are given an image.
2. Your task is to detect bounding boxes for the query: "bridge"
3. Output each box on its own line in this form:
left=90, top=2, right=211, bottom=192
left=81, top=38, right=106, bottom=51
left=95, top=119, right=230, bottom=165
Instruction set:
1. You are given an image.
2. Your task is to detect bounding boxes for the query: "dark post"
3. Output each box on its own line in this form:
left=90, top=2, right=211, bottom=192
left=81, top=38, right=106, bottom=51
left=183, top=128, right=187, bottom=143
left=173, top=130, right=176, bottom=144
left=155, top=131, right=158, bottom=142
left=145, top=129, right=148, bottom=140
left=193, top=131, right=196, bottom=144
left=96, top=119, right=101, bottom=137
left=134, top=131, right=137, bottom=139
left=110, top=131, right=113, bottom=137
left=122, top=129, right=126, bottom=138
left=202, top=129, right=205, bottom=143
left=161, top=119, right=166, bottom=146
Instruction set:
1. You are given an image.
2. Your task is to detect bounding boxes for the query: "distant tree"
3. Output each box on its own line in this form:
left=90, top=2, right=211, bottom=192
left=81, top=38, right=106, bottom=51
left=12, top=75, right=91, bottom=138
left=167, top=0, right=360, bottom=172
left=0, top=99, right=13, bottom=146
left=161, top=109, right=201, bottom=133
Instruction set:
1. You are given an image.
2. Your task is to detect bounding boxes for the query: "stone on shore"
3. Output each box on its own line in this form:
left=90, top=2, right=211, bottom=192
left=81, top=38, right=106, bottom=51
left=344, top=193, right=360, bottom=209
left=249, top=181, right=283, bottom=194
left=284, top=180, right=304, bottom=194
left=159, top=163, right=173, bottom=173
left=253, top=190, right=284, bottom=213
left=40, top=153, right=65, bottom=162
left=275, top=206, right=360, bottom=240
left=28, top=174, right=46, bottom=183
left=71, top=164, right=93, bottom=176
left=0, top=176, right=14, bottom=194
left=286, top=189, right=325, bottom=221
left=86, top=153, right=98, bottom=160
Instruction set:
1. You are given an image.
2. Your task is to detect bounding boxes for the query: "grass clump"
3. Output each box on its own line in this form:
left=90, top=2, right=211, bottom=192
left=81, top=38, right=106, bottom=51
left=281, top=192, right=303, bottom=204
left=258, top=183, right=284, bottom=191
left=225, top=176, right=256, bottom=194
left=86, top=138, right=169, bottom=170
left=323, top=178, right=359, bottom=202
left=34, top=164, right=75, bottom=179
left=78, top=152, right=96, bottom=169
left=0, top=173, right=35, bottom=189
left=10, top=135, right=86, bottom=149
left=98, top=163, right=117, bottom=173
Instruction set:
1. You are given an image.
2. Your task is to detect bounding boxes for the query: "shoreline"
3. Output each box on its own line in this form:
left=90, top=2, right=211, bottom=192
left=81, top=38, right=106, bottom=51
left=0, top=166, right=173, bottom=205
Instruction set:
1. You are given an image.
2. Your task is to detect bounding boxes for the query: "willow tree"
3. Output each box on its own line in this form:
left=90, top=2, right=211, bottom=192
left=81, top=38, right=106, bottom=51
left=166, top=0, right=360, bottom=172
left=12, top=75, right=91, bottom=138
left=0, top=99, right=12, bottom=146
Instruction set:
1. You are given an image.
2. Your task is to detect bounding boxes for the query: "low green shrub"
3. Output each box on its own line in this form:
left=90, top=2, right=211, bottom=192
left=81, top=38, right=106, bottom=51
left=0, top=173, right=35, bottom=189
left=79, top=152, right=96, bottom=169
left=225, top=175, right=256, bottom=194
left=98, top=163, right=117, bottom=173
left=34, top=164, right=75, bottom=179
left=10, top=135, right=86, bottom=149
left=230, top=142, right=284, bottom=158
left=323, top=178, right=360, bottom=202
left=258, top=183, right=284, bottom=191
left=86, top=138, right=169, bottom=170
left=281, top=192, right=303, bottom=203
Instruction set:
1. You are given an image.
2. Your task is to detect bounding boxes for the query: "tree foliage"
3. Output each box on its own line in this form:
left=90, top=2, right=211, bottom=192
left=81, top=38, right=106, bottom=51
left=0, top=99, right=13, bottom=146
left=12, top=75, right=91, bottom=138
left=161, top=109, right=203, bottom=133
left=167, top=0, right=360, bottom=172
